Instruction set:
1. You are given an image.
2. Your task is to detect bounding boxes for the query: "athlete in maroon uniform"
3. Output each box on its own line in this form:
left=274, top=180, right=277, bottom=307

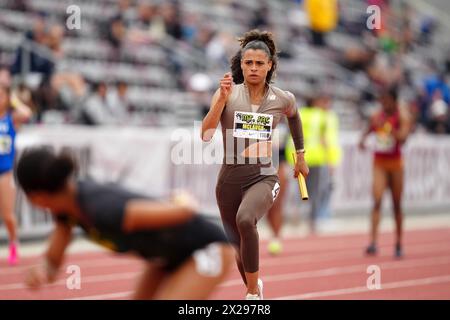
left=359, top=87, right=412, bottom=258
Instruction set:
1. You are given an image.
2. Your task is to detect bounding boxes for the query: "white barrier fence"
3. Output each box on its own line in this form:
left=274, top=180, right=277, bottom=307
left=1, top=125, right=450, bottom=240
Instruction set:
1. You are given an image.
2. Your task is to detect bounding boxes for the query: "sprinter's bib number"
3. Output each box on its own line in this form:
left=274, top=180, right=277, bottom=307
left=233, top=111, right=273, bottom=140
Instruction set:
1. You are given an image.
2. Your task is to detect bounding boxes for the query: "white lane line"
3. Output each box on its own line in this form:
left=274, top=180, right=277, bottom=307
left=0, top=272, right=138, bottom=291
left=65, top=257, right=450, bottom=300
left=221, top=255, right=450, bottom=287
left=273, top=275, right=450, bottom=300
left=261, top=242, right=450, bottom=267
left=2, top=247, right=450, bottom=292
left=27, top=255, right=450, bottom=300
left=68, top=291, right=133, bottom=300
left=2, top=240, right=448, bottom=279
left=0, top=257, right=141, bottom=276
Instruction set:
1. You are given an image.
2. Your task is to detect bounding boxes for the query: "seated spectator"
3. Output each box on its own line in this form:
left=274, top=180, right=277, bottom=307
left=250, top=2, right=271, bottom=30
left=10, top=17, right=55, bottom=82
left=127, top=2, right=160, bottom=44
left=107, top=15, right=127, bottom=50
left=80, top=82, right=124, bottom=126
left=107, top=81, right=131, bottom=118
left=160, top=1, right=183, bottom=40
left=427, top=90, right=449, bottom=134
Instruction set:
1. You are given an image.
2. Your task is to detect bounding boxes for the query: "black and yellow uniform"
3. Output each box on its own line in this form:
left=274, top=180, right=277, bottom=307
left=57, top=180, right=228, bottom=271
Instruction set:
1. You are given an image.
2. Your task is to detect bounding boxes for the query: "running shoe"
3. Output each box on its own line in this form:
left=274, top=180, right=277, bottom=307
left=268, top=239, right=283, bottom=256
left=245, top=279, right=264, bottom=300
left=394, top=243, right=403, bottom=258
left=365, top=243, right=377, bottom=256
left=8, top=242, right=18, bottom=265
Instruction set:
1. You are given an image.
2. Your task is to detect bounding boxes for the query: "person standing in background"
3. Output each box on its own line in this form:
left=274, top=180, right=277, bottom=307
left=359, top=86, right=411, bottom=258
left=286, top=96, right=327, bottom=234
left=0, top=84, right=33, bottom=265
left=266, top=121, right=290, bottom=255
left=317, top=95, right=342, bottom=227
left=304, top=0, right=338, bottom=47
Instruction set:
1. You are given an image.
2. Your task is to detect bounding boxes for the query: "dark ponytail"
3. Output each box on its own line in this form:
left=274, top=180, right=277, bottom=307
left=16, top=147, right=77, bottom=193
left=230, top=29, right=279, bottom=84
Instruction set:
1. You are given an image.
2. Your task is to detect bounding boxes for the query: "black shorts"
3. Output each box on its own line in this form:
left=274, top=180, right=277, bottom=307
left=126, top=215, right=229, bottom=272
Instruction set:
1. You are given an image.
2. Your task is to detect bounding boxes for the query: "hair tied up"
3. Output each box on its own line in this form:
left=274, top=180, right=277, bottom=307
left=230, top=29, right=278, bottom=85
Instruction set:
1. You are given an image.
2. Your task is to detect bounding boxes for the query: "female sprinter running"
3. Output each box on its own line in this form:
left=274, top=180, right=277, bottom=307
left=0, top=84, right=32, bottom=265
left=201, top=30, right=309, bottom=299
left=359, top=86, right=411, bottom=258
left=16, top=147, right=234, bottom=299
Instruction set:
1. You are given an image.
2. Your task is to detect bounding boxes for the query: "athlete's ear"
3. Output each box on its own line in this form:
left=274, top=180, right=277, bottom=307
left=267, top=59, right=273, bottom=72
left=27, top=192, right=45, bottom=207
left=27, top=192, right=52, bottom=210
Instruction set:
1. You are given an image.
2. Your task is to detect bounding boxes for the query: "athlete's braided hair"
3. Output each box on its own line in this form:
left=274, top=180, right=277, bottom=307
left=230, top=29, right=278, bottom=84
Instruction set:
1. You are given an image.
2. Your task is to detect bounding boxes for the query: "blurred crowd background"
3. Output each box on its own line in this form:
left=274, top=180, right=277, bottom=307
left=0, top=0, right=450, bottom=133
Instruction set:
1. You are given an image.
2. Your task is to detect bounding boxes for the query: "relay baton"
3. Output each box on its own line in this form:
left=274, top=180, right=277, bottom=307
left=292, top=153, right=309, bottom=200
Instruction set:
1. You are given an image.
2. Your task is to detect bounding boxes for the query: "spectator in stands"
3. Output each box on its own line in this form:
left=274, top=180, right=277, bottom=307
left=191, top=24, right=214, bottom=53
left=337, top=38, right=377, bottom=73
left=427, top=90, right=449, bottom=134
left=9, top=0, right=28, bottom=11
left=418, top=64, right=450, bottom=129
left=107, top=81, right=131, bottom=118
left=206, top=31, right=235, bottom=69
left=46, top=23, right=64, bottom=59
left=9, top=18, right=88, bottom=123
left=250, top=2, right=271, bottom=30
left=136, top=2, right=157, bottom=29
left=304, top=0, right=338, bottom=47
left=80, top=82, right=123, bottom=126
left=107, top=15, right=127, bottom=50
left=423, top=70, right=450, bottom=105
left=46, top=22, right=88, bottom=103
left=418, top=15, right=437, bottom=46
left=187, top=73, right=212, bottom=119
left=181, top=13, right=200, bottom=43
left=116, top=0, right=137, bottom=26
left=398, top=2, right=415, bottom=53
left=10, top=16, right=55, bottom=80
left=160, top=1, right=183, bottom=40
left=127, top=2, right=160, bottom=44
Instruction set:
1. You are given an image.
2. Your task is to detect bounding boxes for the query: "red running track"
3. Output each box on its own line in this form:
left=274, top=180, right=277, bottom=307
left=1, top=228, right=450, bottom=300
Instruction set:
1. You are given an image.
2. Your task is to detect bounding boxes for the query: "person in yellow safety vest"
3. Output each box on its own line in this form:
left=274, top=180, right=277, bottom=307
left=317, top=95, right=342, bottom=223
left=285, top=97, right=328, bottom=234
left=266, top=121, right=290, bottom=256
left=304, top=0, right=338, bottom=46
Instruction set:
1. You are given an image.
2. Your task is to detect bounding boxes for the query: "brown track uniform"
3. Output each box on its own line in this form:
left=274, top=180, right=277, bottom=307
left=215, top=83, right=303, bottom=272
